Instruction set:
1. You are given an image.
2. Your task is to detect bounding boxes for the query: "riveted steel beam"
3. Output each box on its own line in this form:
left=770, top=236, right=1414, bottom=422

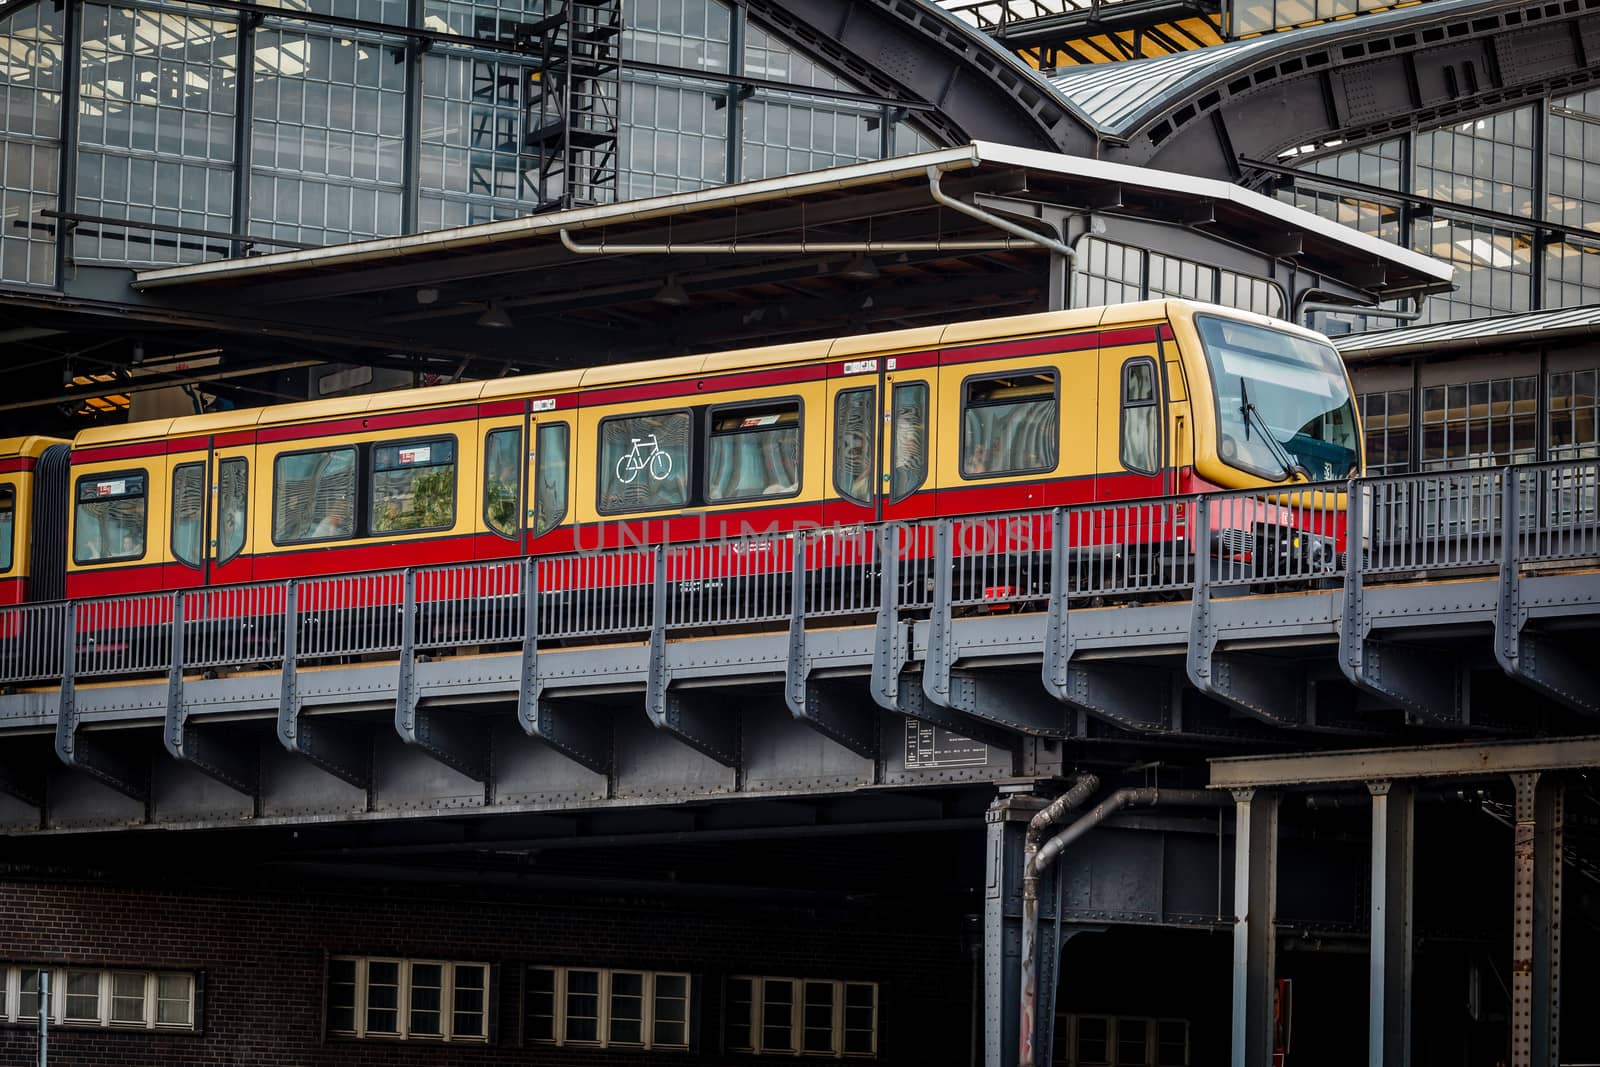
left=54, top=602, right=149, bottom=801
left=1045, top=511, right=1179, bottom=733
left=925, top=523, right=1080, bottom=738
left=163, top=594, right=259, bottom=796
left=276, top=582, right=371, bottom=789
left=394, top=569, right=491, bottom=781
left=1187, top=500, right=1306, bottom=728
left=1338, top=486, right=1465, bottom=726
left=785, top=545, right=877, bottom=758
left=646, top=546, right=739, bottom=765
left=1495, top=477, right=1600, bottom=717
left=1511, top=772, right=1564, bottom=1067
left=517, top=558, right=611, bottom=774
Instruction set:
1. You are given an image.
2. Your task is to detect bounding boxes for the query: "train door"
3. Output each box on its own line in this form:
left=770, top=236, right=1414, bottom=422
left=1096, top=335, right=1170, bottom=501
left=477, top=403, right=527, bottom=559
left=823, top=363, right=880, bottom=527
left=164, top=446, right=210, bottom=590
left=526, top=410, right=574, bottom=553
left=879, top=353, right=938, bottom=523
left=210, top=436, right=255, bottom=586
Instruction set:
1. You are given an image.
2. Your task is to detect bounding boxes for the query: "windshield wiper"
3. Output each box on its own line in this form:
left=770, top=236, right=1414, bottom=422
left=1239, top=378, right=1308, bottom=482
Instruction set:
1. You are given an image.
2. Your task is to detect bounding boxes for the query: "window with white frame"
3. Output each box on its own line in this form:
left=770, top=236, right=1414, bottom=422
left=326, top=957, right=489, bottom=1042
left=726, top=976, right=877, bottom=1057
left=524, top=966, right=691, bottom=1050
left=1053, top=1014, right=1189, bottom=1067
left=0, top=964, right=198, bottom=1031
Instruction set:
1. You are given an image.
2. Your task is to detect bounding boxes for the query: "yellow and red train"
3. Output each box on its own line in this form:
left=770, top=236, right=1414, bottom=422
left=0, top=299, right=1360, bottom=612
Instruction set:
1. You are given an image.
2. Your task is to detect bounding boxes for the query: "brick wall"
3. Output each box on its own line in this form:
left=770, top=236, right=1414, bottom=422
left=0, top=874, right=973, bottom=1067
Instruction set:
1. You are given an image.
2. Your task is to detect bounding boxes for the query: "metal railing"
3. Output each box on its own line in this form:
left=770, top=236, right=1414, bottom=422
left=4, top=459, right=1598, bottom=689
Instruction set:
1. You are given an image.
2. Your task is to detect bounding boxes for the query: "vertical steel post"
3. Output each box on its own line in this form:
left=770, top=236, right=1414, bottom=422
left=1231, top=787, right=1278, bottom=1067
left=985, top=789, right=1045, bottom=1067
left=1511, top=772, right=1563, bottom=1067
left=37, top=969, right=48, bottom=1067
left=1367, top=780, right=1414, bottom=1067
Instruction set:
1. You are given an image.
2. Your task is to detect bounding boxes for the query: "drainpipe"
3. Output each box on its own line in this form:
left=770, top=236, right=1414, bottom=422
left=1018, top=786, right=1228, bottom=1067
left=925, top=166, right=1076, bottom=262
left=1018, top=773, right=1100, bottom=1067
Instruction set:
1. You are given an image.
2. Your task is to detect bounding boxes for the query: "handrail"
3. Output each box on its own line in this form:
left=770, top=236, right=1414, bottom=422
left=2, top=459, right=1596, bottom=688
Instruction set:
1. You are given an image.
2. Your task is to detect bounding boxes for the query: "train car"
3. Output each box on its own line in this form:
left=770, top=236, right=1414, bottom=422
left=13, top=299, right=1360, bottom=661
left=0, top=436, right=69, bottom=607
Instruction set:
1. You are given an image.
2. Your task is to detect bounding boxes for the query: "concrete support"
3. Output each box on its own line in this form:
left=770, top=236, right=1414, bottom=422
left=1511, top=772, right=1563, bottom=1067
left=985, top=788, right=1046, bottom=1067
left=1367, top=781, right=1414, bottom=1067
left=1231, top=787, right=1278, bottom=1067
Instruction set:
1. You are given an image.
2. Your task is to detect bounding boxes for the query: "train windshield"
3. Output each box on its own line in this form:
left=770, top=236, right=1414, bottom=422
left=1196, top=314, right=1360, bottom=482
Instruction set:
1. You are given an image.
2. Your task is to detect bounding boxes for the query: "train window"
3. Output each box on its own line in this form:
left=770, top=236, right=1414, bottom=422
left=706, top=399, right=801, bottom=503
left=74, top=471, right=147, bottom=564
left=1121, top=359, right=1160, bottom=475
left=890, top=382, right=928, bottom=502
left=218, top=458, right=248, bottom=564
left=833, top=389, right=875, bottom=505
left=273, top=447, right=356, bottom=545
left=534, top=422, right=570, bottom=537
left=598, top=411, right=691, bottom=514
left=962, top=370, right=1057, bottom=478
left=484, top=428, right=521, bottom=539
left=0, top=485, right=12, bottom=573
left=371, top=437, right=457, bottom=534
left=170, top=463, right=205, bottom=569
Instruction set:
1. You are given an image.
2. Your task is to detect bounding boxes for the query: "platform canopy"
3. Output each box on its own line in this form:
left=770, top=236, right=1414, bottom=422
left=102, top=142, right=1451, bottom=374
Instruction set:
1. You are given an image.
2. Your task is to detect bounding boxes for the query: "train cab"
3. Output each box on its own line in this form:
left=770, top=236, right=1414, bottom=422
left=0, top=436, right=69, bottom=606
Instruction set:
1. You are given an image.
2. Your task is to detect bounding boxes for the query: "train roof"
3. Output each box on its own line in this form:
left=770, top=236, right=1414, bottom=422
left=70, top=299, right=1292, bottom=449
left=0, top=436, right=69, bottom=460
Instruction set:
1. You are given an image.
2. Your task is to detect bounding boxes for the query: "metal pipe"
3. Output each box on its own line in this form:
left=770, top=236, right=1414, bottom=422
left=1298, top=300, right=1424, bottom=324
left=925, top=165, right=1076, bottom=262
left=1018, top=773, right=1100, bottom=1067
left=1019, top=786, right=1227, bottom=1067
left=558, top=229, right=1026, bottom=255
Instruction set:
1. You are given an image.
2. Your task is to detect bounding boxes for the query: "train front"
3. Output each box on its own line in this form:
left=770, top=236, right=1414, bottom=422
left=1174, top=306, right=1364, bottom=581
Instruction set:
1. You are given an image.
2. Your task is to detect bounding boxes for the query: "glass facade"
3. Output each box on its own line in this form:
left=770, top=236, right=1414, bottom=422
left=0, top=0, right=944, bottom=286
left=1071, top=236, right=1285, bottom=317
left=1284, top=94, right=1600, bottom=327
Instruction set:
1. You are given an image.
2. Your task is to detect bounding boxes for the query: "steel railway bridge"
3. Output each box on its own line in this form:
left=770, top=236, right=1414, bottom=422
left=2, top=458, right=1598, bottom=1065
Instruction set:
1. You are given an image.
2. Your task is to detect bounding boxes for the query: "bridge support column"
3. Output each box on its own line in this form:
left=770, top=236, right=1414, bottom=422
left=1230, top=787, right=1278, bottom=1067
left=1510, top=772, right=1563, bottom=1067
left=984, top=787, right=1046, bottom=1067
left=1367, top=781, right=1413, bottom=1067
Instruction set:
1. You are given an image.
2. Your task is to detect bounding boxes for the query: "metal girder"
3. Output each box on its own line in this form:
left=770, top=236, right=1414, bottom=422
left=54, top=602, right=149, bottom=801
left=1187, top=501, right=1306, bottom=728
left=276, top=583, right=371, bottom=789
left=1230, top=787, right=1278, bottom=1067
left=1210, top=735, right=1600, bottom=789
left=1339, top=489, right=1465, bottom=726
left=395, top=570, right=490, bottom=781
left=1045, top=512, right=1179, bottom=733
left=646, top=547, right=739, bottom=765
left=871, top=525, right=910, bottom=713
left=985, top=790, right=1046, bottom=1067
left=925, top=524, right=1080, bottom=738
left=162, top=595, right=259, bottom=796
left=1496, top=481, right=1600, bottom=716
left=1511, top=772, right=1563, bottom=1067
left=1368, top=781, right=1414, bottom=1067
left=517, top=560, right=611, bottom=774
left=785, top=550, right=877, bottom=758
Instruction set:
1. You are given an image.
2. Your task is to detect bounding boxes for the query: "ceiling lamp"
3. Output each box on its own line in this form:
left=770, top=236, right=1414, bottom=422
left=476, top=300, right=513, bottom=328
left=653, top=277, right=691, bottom=307
left=839, top=252, right=879, bottom=281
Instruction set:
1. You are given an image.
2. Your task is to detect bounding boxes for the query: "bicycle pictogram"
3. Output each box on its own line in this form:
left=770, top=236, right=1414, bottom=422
left=615, top=435, right=673, bottom=483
